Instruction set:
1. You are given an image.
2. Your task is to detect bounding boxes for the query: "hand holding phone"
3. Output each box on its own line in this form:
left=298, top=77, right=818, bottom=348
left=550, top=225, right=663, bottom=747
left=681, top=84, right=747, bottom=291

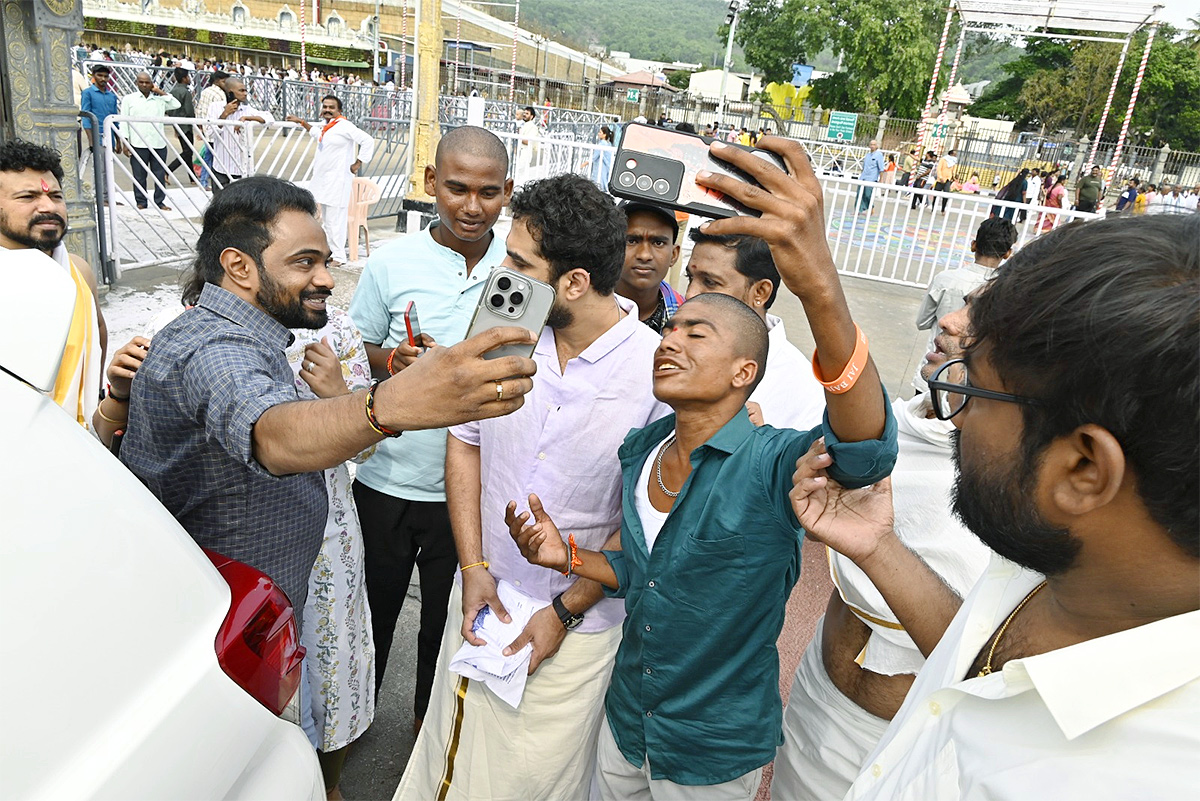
left=693, top=136, right=836, bottom=300
left=404, top=301, right=421, bottom=348
left=465, top=269, right=555, bottom=361
left=609, top=122, right=789, bottom=219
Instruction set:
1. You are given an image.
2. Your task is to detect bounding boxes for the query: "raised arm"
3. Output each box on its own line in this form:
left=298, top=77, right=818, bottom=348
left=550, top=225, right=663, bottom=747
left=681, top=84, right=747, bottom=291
left=505, top=495, right=619, bottom=589
left=253, top=325, right=538, bottom=475
left=790, top=440, right=962, bottom=655
left=697, top=138, right=886, bottom=444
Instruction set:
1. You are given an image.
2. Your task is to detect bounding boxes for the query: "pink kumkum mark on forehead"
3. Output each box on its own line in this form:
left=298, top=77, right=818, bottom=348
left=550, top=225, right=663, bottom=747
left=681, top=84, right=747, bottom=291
left=40, top=179, right=52, bottom=192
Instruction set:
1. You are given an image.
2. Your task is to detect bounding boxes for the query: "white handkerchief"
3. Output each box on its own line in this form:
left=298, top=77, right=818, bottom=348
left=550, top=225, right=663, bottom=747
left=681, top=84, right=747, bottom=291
left=449, top=580, right=549, bottom=708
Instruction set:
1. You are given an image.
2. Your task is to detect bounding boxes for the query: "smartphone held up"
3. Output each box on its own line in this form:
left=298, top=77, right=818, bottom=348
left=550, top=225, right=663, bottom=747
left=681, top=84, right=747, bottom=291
left=465, top=268, right=555, bottom=361
left=609, top=122, right=790, bottom=219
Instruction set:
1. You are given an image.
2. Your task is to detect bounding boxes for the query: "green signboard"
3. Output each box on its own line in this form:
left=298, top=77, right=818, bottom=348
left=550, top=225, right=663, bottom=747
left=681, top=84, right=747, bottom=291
left=928, top=123, right=950, bottom=139
left=626, top=88, right=641, bottom=103
left=826, top=111, right=858, bottom=142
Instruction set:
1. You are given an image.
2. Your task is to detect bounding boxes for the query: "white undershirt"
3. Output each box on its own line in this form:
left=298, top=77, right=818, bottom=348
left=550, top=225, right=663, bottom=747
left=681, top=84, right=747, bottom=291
left=635, top=436, right=672, bottom=553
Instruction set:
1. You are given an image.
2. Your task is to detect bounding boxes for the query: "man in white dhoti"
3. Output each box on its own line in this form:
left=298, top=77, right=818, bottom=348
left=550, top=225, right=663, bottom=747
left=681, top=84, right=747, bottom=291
left=771, top=296, right=992, bottom=801
left=288, top=95, right=375, bottom=266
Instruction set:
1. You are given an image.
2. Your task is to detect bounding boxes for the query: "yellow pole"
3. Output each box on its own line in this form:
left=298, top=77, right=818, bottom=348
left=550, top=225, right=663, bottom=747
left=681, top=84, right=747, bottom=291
left=407, top=0, right=443, bottom=201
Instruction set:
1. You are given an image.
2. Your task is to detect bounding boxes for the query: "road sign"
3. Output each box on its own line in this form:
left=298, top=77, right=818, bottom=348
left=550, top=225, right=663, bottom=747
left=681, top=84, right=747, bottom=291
left=826, top=111, right=858, bottom=142
left=626, top=88, right=641, bottom=103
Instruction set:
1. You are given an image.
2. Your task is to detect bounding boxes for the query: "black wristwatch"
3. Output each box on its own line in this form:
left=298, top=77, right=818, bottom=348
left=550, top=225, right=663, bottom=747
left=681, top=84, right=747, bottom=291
left=551, top=593, right=584, bottom=630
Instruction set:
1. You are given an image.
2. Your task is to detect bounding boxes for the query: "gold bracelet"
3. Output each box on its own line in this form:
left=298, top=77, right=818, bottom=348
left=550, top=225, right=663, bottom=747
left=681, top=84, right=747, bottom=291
left=460, top=561, right=489, bottom=572
left=95, top=398, right=127, bottom=426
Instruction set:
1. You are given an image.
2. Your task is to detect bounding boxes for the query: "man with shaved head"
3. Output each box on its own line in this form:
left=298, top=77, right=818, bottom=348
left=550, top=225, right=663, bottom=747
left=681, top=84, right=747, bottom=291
left=348, top=125, right=513, bottom=725
left=203, top=75, right=273, bottom=196
left=505, top=137, right=899, bottom=799
left=121, top=70, right=180, bottom=210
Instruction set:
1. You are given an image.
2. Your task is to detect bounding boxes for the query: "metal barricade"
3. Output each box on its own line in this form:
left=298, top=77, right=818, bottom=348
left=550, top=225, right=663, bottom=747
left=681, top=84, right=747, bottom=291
left=817, top=176, right=1098, bottom=288
left=100, top=114, right=317, bottom=274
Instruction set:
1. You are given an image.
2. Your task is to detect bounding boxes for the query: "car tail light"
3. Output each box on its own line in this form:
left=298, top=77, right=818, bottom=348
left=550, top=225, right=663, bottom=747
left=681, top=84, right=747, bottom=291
left=204, top=549, right=306, bottom=717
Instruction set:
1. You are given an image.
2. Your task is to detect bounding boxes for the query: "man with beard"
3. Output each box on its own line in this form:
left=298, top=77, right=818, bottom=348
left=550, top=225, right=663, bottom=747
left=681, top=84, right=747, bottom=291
left=346, top=126, right=511, bottom=730
left=0, top=139, right=106, bottom=428
left=772, top=295, right=992, bottom=801
left=790, top=214, right=1199, bottom=800
left=395, top=174, right=671, bottom=801
left=119, top=176, right=539, bottom=641
left=286, top=95, right=375, bottom=267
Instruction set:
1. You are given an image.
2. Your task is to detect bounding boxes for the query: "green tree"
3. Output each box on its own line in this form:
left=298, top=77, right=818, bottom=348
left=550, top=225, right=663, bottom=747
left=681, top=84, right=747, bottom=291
left=734, top=0, right=947, bottom=117
left=666, top=69, right=693, bottom=90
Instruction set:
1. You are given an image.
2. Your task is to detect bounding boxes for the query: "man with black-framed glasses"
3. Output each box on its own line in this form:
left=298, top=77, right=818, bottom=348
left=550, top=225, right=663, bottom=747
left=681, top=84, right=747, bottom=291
left=790, top=214, right=1199, bottom=801
left=773, top=294, right=993, bottom=801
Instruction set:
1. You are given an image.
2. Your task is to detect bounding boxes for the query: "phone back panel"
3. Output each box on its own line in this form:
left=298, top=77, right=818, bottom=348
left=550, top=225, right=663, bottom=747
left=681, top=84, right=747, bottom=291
left=465, top=268, right=555, bottom=360
left=610, top=122, right=788, bottom=219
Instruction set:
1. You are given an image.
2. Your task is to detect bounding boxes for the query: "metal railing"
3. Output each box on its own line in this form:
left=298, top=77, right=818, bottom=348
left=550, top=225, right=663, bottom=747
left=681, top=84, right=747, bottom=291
left=819, top=176, right=1098, bottom=288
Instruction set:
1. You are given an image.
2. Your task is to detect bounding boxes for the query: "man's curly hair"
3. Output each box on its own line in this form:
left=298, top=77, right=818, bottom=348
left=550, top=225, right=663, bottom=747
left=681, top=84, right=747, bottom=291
left=0, top=139, right=65, bottom=184
left=508, top=174, right=625, bottom=295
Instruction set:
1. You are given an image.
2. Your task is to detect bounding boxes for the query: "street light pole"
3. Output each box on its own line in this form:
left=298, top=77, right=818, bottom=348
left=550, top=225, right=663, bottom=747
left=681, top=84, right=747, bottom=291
left=716, top=0, right=742, bottom=128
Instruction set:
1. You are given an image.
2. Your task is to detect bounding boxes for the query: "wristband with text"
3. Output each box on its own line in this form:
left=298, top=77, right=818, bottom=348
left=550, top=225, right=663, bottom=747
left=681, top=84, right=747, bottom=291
left=811, top=323, right=869, bottom=395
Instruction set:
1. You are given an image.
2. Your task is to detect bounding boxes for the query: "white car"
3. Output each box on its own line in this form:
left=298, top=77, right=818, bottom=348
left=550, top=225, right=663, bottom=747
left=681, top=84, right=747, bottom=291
left=0, top=251, right=323, bottom=800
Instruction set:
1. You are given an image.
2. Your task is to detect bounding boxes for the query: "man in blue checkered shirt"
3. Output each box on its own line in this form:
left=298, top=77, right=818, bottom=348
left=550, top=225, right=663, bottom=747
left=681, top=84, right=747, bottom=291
left=119, top=177, right=540, bottom=630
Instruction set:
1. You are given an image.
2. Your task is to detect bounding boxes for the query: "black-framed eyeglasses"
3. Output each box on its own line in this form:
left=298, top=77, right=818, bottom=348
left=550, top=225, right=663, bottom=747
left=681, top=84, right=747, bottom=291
left=926, top=358, right=1042, bottom=421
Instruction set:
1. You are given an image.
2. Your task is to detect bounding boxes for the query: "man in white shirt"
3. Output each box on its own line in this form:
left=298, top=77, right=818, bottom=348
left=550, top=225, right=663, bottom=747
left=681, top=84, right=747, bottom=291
left=772, top=295, right=992, bottom=801
left=286, top=94, right=375, bottom=266
left=912, top=217, right=1016, bottom=392
left=791, top=213, right=1199, bottom=801
left=515, top=105, right=540, bottom=183
left=204, top=76, right=273, bottom=196
left=196, top=70, right=229, bottom=189
left=395, top=174, right=671, bottom=801
left=682, top=228, right=825, bottom=431
left=122, top=71, right=181, bottom=211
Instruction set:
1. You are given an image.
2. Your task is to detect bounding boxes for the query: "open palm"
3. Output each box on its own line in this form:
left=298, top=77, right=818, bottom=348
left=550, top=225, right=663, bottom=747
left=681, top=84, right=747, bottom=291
left=789, top=439, right=895, bottom=564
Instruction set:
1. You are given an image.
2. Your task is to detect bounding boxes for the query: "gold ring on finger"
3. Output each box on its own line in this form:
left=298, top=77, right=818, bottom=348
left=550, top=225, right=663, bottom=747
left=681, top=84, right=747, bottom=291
left=496, top=381, right=504, bottom=402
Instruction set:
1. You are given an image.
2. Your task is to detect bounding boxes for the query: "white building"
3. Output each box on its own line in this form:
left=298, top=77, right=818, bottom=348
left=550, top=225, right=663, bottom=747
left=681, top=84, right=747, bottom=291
left=687, top=68, right=762, bottom=102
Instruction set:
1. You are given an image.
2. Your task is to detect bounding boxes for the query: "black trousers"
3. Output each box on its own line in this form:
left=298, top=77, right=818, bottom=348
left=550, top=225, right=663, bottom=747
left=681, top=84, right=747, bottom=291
left=352, top=480, right=458, bottom=720
left=934, top=179, right=953, bottom=212
left=131, top=146, right=167, bottom=208
left=209, top=170, right=240, bottom=198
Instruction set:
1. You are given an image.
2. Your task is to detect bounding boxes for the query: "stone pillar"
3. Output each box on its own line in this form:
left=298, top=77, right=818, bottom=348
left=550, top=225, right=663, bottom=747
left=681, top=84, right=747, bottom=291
left=1071, top=136, right=1089, bottom=182
left=406, top=0, right=442, bottom=204
left=585, top=77, right=595, bottom=113
left=1150, top=143, right=1170, bottom=185
left=875, top=111, right=889, bottom=144
left=1, top=0, right=102, bottom=279
left=537, top=77, right=547, bottom=105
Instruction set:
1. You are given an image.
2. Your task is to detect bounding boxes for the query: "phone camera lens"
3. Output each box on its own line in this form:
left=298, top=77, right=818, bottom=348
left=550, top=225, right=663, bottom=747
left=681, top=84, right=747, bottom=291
left=497, top=276, right=511, bottom=291
left=635, top=175, right=653, bottom=191
left=509, top=291, right=524, bottom=306
left=652, top=178, right=670, bottom=195
left=490, top=294, right=505, bottom=308
left=618, top=171, right=636, bottom=187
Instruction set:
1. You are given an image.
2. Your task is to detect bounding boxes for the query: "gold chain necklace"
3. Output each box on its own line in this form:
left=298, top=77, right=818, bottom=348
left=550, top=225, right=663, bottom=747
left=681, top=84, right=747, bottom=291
left=978, top=580, right=1047, bottom=677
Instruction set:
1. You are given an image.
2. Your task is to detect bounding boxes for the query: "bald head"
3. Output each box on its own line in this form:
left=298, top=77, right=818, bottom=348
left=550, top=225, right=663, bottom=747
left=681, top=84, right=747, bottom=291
left=436, top=126, right=509, bottom=172
left=683, top=293, right=769, bottom=395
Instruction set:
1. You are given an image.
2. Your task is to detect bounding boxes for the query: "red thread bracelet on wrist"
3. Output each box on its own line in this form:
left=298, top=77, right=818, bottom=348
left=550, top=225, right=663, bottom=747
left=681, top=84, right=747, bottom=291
left=386, top=345, right=401, bottom=376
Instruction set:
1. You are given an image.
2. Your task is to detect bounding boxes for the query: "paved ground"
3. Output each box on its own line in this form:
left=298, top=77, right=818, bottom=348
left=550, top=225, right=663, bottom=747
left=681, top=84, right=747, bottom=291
left=100, top=215, right=925, bottom=801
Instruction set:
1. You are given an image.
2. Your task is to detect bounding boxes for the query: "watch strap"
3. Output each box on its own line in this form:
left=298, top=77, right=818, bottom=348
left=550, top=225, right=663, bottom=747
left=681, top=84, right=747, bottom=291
left=551, top=593, right=582, bottom=630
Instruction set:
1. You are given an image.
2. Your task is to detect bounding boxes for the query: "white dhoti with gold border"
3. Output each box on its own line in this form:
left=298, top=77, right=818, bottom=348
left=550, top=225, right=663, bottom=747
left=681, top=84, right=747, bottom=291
left=394, top=581, right=621, bottom=801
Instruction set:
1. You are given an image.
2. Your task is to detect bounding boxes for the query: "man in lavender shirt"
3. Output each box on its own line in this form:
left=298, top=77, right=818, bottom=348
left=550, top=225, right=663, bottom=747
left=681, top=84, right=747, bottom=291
left=394, top=175, right=671, bottom=801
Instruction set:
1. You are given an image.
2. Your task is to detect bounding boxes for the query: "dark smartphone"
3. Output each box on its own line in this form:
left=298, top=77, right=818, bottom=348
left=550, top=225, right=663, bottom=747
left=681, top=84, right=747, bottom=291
left=610, top=122, right=789, bottom=219
left=403, top=301, right=421, bottom=348
left=224, top=89, right=239, bottom=104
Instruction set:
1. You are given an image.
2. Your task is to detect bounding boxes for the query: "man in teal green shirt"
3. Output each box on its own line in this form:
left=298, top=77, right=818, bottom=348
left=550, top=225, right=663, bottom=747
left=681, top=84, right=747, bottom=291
left=506, top=138, right=898, bottom=797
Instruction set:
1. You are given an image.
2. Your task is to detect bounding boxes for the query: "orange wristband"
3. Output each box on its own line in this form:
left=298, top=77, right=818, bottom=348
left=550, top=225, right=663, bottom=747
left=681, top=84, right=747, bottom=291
left=386, top=345, right=401, bottom=376
left=811, top=324, right=869, bottom=395
left=561, top=534, right=583, bottom=577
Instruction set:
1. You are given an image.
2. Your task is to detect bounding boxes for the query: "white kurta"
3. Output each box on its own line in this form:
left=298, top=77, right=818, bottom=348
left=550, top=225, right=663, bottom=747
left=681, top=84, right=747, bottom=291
left=306, top=117, right=375, bottom=209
